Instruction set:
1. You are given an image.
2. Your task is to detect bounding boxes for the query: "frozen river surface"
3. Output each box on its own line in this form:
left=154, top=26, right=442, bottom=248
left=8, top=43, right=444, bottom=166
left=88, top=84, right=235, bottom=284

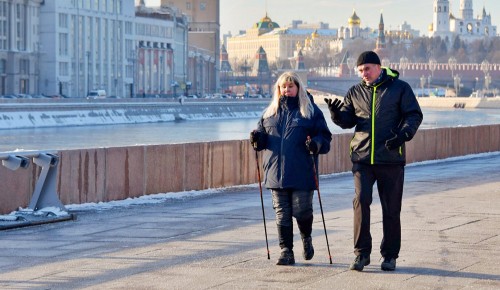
left=1, top=107, right=500, bottom=152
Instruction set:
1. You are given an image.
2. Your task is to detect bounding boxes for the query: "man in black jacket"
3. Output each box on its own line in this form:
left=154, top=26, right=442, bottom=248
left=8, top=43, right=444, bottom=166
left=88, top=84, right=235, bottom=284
left=325, top=51, right=423, bottom=271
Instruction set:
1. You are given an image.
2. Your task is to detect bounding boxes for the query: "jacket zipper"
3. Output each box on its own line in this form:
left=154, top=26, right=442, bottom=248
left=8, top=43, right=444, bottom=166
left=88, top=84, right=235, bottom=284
left=370, top=85, right=381, bottom=165
left=280, top=111, right=289, bottom=183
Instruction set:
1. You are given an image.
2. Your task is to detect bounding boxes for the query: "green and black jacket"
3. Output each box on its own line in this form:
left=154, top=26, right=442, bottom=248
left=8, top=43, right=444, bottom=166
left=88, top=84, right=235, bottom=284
left=332, top=67, right=423, bottom=165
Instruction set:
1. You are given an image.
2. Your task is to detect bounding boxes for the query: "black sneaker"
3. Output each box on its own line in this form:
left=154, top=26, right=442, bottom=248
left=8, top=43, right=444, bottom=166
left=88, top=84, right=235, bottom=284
left=276, top=248, right=295, bottom=265
left=349, top=255, right=370, bottom=271
left=302, top=237, right=314, bottom=260
left=381, top=257, right=396, bottom=271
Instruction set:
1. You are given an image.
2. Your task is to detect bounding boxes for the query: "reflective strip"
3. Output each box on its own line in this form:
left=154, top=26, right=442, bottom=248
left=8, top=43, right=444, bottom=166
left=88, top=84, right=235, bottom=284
left=371, top=87, right=377, bottom=164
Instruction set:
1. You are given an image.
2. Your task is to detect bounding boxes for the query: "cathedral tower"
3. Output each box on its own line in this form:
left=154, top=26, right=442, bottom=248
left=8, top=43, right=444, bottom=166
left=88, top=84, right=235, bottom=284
left=432, top=0, right=450, bottom=35
left=459, top=0, right=473, bottom=20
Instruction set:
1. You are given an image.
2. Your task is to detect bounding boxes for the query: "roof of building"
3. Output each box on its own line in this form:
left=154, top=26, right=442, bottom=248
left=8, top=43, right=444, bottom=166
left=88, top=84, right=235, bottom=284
left=253, top=14, right=280, bottom=30
left=348, top=10, right=361, bottom=25
left=265, top=28, right=338, bottom=37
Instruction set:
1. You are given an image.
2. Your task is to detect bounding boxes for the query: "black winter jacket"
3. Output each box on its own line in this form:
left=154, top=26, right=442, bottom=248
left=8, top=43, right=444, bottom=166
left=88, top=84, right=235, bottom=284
left=332, top=68, right=423, bottom=165
left=255, top=96, right=332, bottom=190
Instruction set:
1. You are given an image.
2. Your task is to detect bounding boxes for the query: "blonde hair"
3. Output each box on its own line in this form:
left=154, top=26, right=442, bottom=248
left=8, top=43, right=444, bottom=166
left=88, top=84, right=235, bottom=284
left=262, top=71, right=314, bottom=119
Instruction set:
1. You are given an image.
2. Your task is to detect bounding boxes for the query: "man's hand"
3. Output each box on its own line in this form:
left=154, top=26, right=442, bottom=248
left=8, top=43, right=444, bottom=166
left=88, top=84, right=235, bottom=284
left=324, top=98, right=343, bottom=118
left=385, top=130, right=410, bottom=150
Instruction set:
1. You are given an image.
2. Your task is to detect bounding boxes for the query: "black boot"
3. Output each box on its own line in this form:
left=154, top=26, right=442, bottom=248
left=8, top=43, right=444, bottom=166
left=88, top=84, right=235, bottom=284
left=297, top=216, right=314, bottom=260
left=276, top=226, right=295, bottom=265
left=301, top=236, right=314, bottom=260
left=276, top=248, right=295, bottom=265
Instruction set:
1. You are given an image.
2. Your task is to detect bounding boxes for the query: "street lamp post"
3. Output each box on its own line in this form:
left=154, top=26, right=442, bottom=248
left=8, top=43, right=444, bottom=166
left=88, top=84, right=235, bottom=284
left=86, top=51, right=91, bottom=96
left=429, top=58, right=437, bottom=77
left=484, top=73, right=491, bottom=91
left=160, top=54, right=164, bottom=96
left=481, top=60, right=490, bottom=92
left=420, top=75, right=426, bottom=97
left=427, top=75, right=432, bottom=96
left=399, top=56, right=409, bottom=77
left=346, top=57, right=355, bottom=77
left=448, top=56, right=457, bottom=78
left=454, top=74, right=461, bottom=97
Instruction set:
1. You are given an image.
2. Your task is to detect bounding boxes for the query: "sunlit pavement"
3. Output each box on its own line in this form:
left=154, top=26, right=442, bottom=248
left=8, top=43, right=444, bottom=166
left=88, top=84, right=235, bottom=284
left=0, top=153, right=499, bottom=289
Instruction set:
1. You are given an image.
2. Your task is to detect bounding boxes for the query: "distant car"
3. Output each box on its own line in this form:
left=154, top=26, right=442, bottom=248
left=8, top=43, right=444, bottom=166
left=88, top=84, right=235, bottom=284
left=87, top=90, right=106, bottom=99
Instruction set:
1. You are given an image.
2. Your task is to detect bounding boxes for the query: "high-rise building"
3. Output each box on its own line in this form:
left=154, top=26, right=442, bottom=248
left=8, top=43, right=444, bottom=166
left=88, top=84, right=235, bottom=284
left=161, top=0, right=220, bottom=95
left=33, top=1, right=188, bottom=98
left=0, top=0, right=43, bottom=96
left=38, top=0, right=137, bottom=98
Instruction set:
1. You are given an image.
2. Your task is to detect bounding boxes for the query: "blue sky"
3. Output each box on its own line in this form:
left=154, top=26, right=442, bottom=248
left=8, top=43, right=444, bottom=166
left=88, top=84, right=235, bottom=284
left=145, top=0, right=499, bottom=37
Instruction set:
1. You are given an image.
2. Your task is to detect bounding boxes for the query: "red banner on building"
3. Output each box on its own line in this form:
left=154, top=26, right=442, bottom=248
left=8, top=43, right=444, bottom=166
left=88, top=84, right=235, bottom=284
left=154, top=50, right=159, bottom=65
left=139, top=49, right=145, bottom=65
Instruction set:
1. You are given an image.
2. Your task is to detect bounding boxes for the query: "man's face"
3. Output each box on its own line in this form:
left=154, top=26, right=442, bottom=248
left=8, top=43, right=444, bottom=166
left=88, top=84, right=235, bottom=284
left=357, top=63, right=382, bottom=85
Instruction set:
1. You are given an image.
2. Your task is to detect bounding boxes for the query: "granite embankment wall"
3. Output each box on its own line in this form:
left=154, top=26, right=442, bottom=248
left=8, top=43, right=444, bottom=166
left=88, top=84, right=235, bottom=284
left=1, top=124, right=499, bottom=214
left=0, top=99, right=268, bottom=129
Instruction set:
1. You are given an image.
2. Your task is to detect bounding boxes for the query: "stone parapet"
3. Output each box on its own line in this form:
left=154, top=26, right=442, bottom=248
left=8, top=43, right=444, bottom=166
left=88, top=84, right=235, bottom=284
left=1, top=125, right=499, bottom=214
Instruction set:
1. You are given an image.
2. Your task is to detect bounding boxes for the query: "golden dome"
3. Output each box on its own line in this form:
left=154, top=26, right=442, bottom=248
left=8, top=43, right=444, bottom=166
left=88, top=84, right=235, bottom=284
left=311, top=30, right=319, bottom=39
left=428, top=23, right=433, bottom=31
left=348, top=10, right=361, bottom=25
left=253, top=13, right=280, bottom=30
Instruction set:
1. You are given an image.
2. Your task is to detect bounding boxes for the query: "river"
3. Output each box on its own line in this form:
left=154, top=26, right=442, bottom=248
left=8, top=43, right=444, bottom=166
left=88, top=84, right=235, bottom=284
left=1, top=107, right=500, bottom=152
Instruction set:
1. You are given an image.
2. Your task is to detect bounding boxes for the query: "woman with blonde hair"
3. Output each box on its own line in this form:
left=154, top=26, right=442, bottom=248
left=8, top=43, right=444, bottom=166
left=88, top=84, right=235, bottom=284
left=250, top=71, right=332, bottom=265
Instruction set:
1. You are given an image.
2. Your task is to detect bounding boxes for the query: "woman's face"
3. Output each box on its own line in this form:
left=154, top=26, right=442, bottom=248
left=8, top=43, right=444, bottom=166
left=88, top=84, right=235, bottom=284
left=279, top=81, right=298, bottom=97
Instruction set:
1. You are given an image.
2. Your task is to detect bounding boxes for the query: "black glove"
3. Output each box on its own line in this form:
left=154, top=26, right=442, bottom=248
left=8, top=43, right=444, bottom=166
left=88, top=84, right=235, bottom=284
left=305, top=138, right=319, bottom=154
left=324, top=98, right=342, bottom=118
left=385, top=129, right=410, bottom=150
left=250, top=130, right=265, bottom=149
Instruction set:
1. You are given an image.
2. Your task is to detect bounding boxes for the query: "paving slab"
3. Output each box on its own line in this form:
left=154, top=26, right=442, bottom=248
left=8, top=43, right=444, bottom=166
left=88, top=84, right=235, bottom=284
left=0, top=153, right=499, bottom=289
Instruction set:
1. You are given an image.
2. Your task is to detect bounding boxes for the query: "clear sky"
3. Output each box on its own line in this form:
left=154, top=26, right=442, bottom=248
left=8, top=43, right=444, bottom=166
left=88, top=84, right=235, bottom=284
left=144, top=0, right=499, bottom=37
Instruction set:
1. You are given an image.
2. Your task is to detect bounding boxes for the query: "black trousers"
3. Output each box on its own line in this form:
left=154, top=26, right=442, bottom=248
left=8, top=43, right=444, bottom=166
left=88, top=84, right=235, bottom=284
left=352, top=163, right=404, bottom=259
left=271, top=189, right=314, bottom=250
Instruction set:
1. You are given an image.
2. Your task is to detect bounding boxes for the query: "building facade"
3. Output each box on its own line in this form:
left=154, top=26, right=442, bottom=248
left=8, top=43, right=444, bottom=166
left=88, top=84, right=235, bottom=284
left=135, top=3, right=188, bottom=97
left=226, top=14, right=338, bottom=70
left=38, top=0, right=136, bottom=98
left=0, top=0, right=43, bottom=96
left=161, top=0, right=219, bottom=95
left=32, top=0, right=188, bottom=98
left=429, top=0, right=497, bottom=39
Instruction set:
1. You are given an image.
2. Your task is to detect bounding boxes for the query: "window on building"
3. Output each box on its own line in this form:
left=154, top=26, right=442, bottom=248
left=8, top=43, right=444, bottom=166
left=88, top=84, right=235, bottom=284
left=59, top=33, right=68, bottom=55
left=15, top=4, right=26, bottom=51
left=200, top=2, right=206, bottom=11
left=108, top=0, right=114, bottom=13
left=125, top=21, right=132, bottom=34
left=59, top=13, right=68, bottom=28
left=0, top=3, right=6, bottom=50
left=0, top=59, right=5, bottom=74
left=19, top=59, right=29, bottom=75
left=186, top=2, right=191, bottom=10
left=59, top=62, right=69, bottom=76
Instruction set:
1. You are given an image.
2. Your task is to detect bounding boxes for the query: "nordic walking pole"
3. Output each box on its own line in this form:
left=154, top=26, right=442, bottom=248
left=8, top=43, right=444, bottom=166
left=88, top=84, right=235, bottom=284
left=307, top=136, right=333, bottom=264
left=254, top=142, right=270, bottom=259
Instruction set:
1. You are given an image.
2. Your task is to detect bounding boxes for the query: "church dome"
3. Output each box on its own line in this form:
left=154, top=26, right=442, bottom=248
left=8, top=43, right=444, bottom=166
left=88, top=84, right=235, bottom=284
left=311, top=29, right=319, bottom=39
left=253, top=13, right=280, bottom=30
left=348, top=10, right=361, bottom=25
left=428, top=23, right=433, bottom=31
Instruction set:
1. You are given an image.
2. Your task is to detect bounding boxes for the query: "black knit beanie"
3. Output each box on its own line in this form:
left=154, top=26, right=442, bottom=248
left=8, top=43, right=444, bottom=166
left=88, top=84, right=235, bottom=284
left=356, top=51, right=381, bottom=66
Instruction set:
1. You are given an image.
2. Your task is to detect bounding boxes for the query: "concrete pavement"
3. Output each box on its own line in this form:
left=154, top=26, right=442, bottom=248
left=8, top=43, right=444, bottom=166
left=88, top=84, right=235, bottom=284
left=1, top=153, right=499, bottom=289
